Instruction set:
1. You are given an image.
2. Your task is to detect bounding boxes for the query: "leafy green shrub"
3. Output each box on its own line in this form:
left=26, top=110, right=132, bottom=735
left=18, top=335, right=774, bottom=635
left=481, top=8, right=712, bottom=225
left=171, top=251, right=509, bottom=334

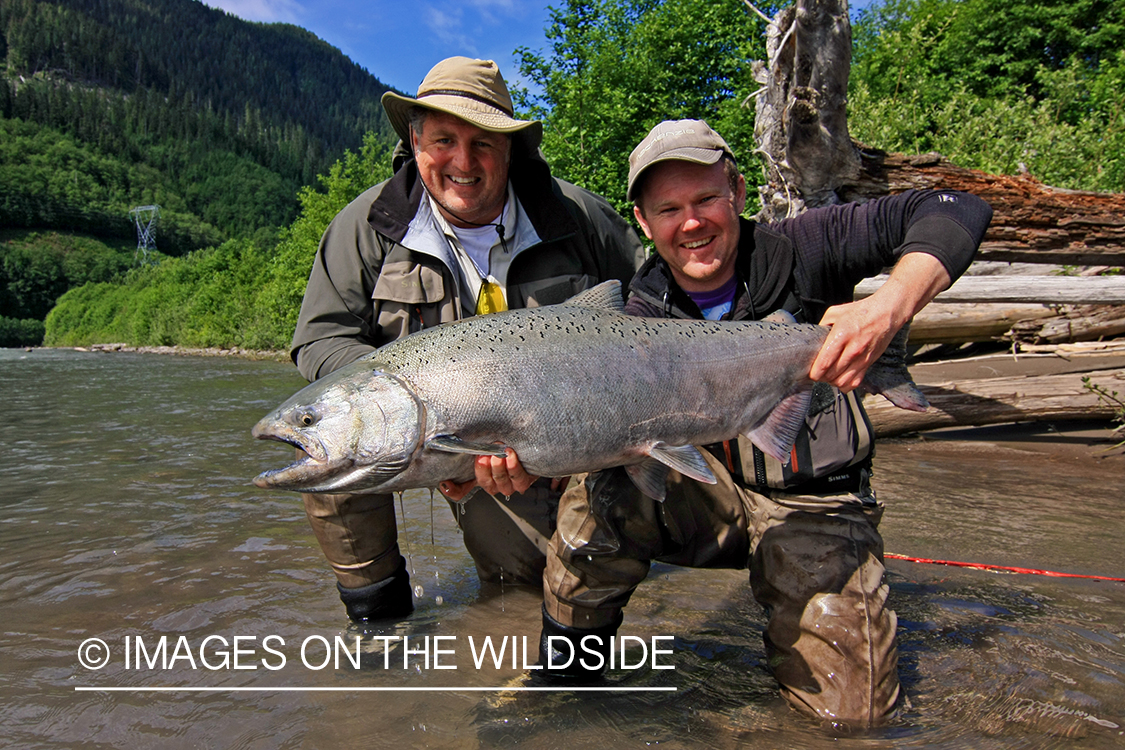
left=849, top=0, right=1125, bottom=193
left=0, top=316, right=45, bottom=347
left=0, top=231, right=133, bottom=320
left=516, top=0, right=771, bottom=215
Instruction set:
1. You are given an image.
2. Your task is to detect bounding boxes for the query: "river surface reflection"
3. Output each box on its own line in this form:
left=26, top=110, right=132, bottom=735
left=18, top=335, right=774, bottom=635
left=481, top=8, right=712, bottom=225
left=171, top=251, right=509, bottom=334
left=2, top=348, right=1122, bottom=748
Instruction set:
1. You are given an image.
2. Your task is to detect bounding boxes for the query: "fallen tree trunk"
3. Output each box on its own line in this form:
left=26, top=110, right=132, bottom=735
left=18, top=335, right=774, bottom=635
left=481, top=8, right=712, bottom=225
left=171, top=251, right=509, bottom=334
left=857, top=274, right=1125, bottom=305
left=864, top=367, right=1125, bottom=437
left=840, top=151, right=1125, bottom=266
left=1009, top=305, right=1125, bottom=345
left=857, top=275, right=1125, bottom=344
left=908, top=303, right=1056, bottom=344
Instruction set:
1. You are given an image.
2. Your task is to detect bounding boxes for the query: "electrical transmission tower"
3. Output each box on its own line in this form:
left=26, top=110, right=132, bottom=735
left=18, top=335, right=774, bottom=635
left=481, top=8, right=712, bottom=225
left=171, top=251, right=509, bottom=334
left=130, top=205, right=160, bottom=265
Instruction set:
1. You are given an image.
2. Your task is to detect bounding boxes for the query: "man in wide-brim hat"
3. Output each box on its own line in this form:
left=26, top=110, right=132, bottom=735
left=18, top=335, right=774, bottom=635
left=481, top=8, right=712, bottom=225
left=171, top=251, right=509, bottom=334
left=380, top=56, right=544, bottom=230
left=289, top=56, right=644, bottom=624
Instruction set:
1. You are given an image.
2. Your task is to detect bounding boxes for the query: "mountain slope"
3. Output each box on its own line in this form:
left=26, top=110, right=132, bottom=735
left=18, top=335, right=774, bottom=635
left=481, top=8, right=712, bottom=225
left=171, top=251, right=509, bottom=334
left=0, top=0, right=400, bottom=341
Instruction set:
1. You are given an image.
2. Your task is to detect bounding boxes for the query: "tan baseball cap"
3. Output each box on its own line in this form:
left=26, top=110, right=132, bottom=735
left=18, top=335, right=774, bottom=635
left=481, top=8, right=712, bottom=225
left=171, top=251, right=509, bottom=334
left=382, top=57, right=543, bottom=154
left=627, top=119, right=735, bottom=201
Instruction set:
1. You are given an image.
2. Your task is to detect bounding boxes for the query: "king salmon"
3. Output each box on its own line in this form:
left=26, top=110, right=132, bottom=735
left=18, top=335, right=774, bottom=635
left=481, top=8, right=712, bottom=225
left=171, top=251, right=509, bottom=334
left=251, top=281, right=926, bottom=500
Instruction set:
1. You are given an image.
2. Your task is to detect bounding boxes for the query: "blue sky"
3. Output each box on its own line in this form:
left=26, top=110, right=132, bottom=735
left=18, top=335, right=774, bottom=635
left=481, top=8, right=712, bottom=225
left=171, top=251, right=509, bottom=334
left=200, top=0, right=878, bottom=95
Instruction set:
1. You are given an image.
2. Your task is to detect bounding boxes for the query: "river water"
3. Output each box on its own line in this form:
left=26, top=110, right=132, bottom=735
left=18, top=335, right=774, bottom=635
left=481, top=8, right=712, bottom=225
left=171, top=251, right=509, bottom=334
left=2, top=347, right=1123, bottom=749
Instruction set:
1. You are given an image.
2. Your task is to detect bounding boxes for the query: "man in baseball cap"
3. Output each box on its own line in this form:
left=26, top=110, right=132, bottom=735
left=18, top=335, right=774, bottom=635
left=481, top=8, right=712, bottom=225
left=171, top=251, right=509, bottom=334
left=538, top=118, right=992, bottom=728
left=289, top=57, right=644, bottom=624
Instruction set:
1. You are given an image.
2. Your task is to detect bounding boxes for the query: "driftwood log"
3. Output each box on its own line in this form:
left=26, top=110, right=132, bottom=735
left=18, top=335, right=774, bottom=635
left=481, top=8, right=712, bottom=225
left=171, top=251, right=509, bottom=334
left=841, top=151, right=1125, bottom=267
left=907, top=304, right=1056, bottom=345
left=857, top=274, right=1125, bottom=345
left=865, top=366, right=1125, bottom=438
left=857, top=274, right=1125, bottom=305
left=1009, top=305, right=1125, bottom=345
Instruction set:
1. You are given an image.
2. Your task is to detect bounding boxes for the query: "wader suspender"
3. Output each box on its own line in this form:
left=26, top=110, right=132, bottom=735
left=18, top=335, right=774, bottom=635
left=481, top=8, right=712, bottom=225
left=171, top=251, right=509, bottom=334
left=748, top=287, right=804, bottom=491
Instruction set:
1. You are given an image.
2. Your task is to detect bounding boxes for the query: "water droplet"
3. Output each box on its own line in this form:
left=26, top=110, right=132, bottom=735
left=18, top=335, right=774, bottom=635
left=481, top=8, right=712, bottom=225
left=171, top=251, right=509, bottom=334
left=414, top=584, right=424, bottom=597
left=435, top=595, right=444, bottom=605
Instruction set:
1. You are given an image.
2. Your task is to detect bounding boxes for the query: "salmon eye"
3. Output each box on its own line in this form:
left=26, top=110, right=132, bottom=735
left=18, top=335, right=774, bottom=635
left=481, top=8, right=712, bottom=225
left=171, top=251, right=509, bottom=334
left=292, top=408, right=319, bottom=428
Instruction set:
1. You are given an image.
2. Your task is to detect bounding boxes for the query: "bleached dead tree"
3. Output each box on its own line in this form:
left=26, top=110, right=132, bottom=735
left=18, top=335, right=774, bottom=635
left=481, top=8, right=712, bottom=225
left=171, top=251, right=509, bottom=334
left=750, top=0, right=859, bottom=221
left=746, top=0, right=1125, bottom=269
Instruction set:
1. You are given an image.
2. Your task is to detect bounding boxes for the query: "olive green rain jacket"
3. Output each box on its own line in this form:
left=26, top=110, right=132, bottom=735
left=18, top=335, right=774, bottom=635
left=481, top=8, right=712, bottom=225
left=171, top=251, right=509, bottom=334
left=291, top=146, right=645, bottom=381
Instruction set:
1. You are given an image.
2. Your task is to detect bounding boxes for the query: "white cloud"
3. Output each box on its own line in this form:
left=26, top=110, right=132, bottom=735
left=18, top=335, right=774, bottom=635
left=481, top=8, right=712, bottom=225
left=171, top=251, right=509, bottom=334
left=465, top=0, right=519, bottom=18
left=423, top=5, right=478, bottom=54
left=201, top=0, right=304, bottom=25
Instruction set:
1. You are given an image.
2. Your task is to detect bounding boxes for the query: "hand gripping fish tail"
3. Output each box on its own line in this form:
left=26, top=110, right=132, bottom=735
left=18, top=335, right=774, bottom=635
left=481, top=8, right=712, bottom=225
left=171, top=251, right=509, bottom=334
left=251, top=281, right=925, bottom=501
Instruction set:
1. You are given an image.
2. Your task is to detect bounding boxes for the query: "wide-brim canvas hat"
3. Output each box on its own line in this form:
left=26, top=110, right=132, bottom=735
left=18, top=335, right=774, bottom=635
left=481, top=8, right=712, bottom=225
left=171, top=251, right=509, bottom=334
left=382, top=57, right=543, bottom=155
left=627, top=119, right=735, bottom=201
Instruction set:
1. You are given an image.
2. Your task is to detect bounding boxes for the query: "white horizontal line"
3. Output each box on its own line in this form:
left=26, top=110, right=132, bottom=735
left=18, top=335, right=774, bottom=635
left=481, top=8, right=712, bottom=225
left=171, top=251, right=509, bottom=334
left=75, top=686, right=675, bottom=692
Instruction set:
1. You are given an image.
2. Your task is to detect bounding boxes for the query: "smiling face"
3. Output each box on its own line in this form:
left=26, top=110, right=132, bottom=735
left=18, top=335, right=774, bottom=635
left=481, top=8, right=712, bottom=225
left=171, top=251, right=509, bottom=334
left=411, top=109, right=512, bottom=228
left=633, top=159, right=746, bottom=293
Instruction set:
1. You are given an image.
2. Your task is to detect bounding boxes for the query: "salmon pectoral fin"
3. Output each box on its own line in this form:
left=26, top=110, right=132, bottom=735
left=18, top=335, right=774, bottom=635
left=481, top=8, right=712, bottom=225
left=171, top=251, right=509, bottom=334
left=426, top=436, right=510, bottom=457
left=744, top=389, right=813, bottom=463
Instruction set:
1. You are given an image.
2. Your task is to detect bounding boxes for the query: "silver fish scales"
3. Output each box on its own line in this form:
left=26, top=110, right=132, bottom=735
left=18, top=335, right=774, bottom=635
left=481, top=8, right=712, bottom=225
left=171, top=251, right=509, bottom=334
left=252, top=282, right=925, bottom=500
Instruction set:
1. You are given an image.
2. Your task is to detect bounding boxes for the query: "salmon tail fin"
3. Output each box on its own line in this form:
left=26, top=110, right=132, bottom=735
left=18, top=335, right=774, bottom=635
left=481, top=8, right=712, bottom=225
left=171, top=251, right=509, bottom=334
left=868, top=380, right=930, bottom=412
left=861, top=324, right=930, bottom=412
left=743, top=389, right=812, bottom=463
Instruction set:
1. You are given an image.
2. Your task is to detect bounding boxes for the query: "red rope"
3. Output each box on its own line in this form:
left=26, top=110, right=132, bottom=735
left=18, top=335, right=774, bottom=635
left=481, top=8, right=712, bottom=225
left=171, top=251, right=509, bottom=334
left=884, top=553, right=1125, bottom=582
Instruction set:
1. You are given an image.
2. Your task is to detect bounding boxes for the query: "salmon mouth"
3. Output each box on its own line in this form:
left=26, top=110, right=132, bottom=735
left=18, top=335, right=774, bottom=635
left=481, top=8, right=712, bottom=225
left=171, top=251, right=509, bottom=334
left=250, top=417, right=340, bottom=490
left=251, top=416, right=327, bottom=462
left=251, top=451, right=359, bottom=492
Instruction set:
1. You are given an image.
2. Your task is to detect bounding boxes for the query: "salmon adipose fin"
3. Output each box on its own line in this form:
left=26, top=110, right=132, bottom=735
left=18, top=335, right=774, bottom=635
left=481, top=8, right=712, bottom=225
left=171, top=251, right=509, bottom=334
left=744, top=389, right=813, bottom=463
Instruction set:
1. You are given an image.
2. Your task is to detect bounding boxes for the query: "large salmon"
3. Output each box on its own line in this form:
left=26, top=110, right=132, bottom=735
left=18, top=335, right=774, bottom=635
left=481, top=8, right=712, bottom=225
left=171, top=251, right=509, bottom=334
left=251, top=282, right=926, bottom=500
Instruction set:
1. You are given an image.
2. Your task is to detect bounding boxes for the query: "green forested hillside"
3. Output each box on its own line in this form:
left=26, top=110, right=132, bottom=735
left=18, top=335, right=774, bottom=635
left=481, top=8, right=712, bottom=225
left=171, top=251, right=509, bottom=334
left=28, top=0, right=1125, bottom=353
left=44, top=134, right=392, bottom=350
left=1, top=0, right=395, bottom=185
left=1, top=0, right=398, bottom=343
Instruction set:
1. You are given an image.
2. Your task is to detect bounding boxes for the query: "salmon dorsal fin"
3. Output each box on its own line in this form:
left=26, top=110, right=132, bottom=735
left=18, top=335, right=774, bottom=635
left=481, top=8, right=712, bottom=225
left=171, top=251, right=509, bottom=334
left=744, top=389, right=812, bottom=463
left=561, top=280, right=625, bottom=312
